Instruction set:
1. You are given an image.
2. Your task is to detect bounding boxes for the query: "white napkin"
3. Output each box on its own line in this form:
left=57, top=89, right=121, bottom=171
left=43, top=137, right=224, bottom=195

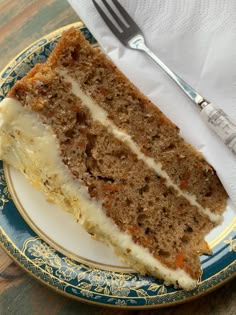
left=68, top=0, right=236, bottom=205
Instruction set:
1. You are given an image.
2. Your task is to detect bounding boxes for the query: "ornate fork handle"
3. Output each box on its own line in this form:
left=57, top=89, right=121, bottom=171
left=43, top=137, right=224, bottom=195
left=129, top=35, right=236, bottom=155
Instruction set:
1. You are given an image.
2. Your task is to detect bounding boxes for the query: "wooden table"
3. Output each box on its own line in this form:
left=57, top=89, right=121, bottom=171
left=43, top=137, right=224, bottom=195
left=0, top=1, right=235, bottom=314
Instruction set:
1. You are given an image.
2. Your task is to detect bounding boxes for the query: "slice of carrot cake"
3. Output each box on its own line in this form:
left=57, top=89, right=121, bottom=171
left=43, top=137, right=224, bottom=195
left=0, top=28, right=227, bottom=290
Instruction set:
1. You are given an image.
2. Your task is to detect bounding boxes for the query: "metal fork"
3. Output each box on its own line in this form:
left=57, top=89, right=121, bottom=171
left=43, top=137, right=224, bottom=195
left=93, top=0, right=236, bottom=155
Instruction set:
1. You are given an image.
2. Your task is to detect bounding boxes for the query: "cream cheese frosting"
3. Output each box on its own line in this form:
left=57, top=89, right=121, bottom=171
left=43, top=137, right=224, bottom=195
left=0, top=97, right=197, bottom=290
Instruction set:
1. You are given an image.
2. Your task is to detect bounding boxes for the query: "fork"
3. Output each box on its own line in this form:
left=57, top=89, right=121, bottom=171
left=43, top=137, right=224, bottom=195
left=93, top=0, right=236, bottom=155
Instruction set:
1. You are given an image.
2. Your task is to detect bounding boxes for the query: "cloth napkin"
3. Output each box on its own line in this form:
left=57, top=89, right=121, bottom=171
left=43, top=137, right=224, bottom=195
left=68, top=0, right=236, bottom=206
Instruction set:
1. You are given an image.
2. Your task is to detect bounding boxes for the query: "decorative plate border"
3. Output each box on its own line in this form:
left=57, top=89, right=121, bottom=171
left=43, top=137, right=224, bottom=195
left=0, top=22, right=235, bottom=309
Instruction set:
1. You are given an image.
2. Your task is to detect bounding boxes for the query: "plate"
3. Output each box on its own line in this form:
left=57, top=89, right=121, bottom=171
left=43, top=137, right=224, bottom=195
left=0, top=22, right=235, bottom=309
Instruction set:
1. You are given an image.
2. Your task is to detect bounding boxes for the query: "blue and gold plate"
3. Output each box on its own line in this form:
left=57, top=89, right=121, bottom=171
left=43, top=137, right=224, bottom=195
left=0, top=22, right=235, bottom=309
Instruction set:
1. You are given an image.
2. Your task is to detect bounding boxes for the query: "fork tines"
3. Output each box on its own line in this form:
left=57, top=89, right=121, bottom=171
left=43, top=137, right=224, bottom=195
left=92, top=0, right=142, bottom=43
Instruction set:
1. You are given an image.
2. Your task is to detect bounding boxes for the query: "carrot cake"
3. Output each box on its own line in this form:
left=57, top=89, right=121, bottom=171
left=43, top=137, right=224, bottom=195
left=0, top=28, right=227, bottom=290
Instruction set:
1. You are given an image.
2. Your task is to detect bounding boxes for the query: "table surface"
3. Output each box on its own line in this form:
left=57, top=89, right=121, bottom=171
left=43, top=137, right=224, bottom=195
left=0, top=1, right=235, bottom=314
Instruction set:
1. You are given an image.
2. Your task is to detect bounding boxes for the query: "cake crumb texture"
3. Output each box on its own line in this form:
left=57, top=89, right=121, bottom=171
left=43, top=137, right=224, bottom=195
left=3, top=28, right=228, bottom=289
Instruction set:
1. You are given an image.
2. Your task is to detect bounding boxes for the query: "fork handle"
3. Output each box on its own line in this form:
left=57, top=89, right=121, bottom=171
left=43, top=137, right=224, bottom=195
left=200, top=102, right=236, bottom=155
left=133, top=39, right=204, bottom=106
